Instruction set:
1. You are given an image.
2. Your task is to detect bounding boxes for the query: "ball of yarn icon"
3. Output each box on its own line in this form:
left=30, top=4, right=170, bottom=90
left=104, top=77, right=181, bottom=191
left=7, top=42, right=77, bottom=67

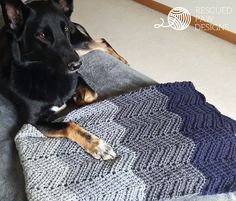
left=168, top=7, right=191, bottom=31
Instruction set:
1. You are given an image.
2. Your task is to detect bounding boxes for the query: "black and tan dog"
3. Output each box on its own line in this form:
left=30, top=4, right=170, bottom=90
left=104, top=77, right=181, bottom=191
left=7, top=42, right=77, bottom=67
left=0, top=0, right=128, bottom=160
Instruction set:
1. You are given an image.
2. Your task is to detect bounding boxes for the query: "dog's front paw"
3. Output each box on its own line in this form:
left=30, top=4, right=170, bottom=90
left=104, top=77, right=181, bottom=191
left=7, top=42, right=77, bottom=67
left=88, top=139, right=117, bottom=160
left=62, top=122, right=116, bottom=160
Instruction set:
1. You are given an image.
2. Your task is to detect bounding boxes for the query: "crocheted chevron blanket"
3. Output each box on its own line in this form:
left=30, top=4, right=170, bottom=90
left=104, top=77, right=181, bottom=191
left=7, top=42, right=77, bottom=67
left=15, top=82, right=236, bottom=201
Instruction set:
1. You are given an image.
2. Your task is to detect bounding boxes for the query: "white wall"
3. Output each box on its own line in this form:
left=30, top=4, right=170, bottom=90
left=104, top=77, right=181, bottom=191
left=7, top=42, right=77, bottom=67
left=155, top=0, right=236, bottom=33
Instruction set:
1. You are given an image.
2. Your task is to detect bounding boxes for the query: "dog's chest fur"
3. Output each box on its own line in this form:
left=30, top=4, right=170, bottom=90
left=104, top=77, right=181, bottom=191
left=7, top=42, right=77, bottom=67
left=10, top=65, right=78, bottom=104
left=6, top=65, right=79, bottom=124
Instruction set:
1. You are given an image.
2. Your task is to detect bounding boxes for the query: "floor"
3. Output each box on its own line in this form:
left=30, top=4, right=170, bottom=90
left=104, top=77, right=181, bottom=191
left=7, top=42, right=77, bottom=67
left=72, top=0, right=236, bottom=119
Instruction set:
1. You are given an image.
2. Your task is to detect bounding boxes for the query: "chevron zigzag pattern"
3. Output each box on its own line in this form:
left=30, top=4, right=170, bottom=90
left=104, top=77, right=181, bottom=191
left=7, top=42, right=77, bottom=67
left=15, top=82, right=236, bottom=201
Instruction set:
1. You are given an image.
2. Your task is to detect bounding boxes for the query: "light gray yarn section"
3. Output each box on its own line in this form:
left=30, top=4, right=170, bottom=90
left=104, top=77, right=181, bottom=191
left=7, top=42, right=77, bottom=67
left=15, top=101, right=146, bottom=201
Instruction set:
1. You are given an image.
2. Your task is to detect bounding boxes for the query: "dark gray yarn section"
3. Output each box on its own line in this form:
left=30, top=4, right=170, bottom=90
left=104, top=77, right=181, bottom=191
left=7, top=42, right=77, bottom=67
left=110, top=86, right=205, bottom=200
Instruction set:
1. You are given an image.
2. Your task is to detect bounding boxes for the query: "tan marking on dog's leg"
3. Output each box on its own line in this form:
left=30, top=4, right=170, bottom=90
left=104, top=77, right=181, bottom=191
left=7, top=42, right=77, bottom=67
left=74, top=84, right=98, bottom=106
left=46, top=122, right=116, bottom=160
left=93, top=39, right=129, bottom=65
left=75, top=39, right=129, bottom=65
left=96, top=39, right=129, bottom=65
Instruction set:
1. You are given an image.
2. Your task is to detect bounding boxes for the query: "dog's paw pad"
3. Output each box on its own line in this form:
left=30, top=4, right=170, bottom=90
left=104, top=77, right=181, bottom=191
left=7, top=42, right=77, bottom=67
left=91, top=140, right=116, bottom=160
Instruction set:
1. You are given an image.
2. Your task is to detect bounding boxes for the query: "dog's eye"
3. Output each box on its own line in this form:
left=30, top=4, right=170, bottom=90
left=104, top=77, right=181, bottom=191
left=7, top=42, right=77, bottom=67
left=36, top=32, right=46, bottom=40
left=64, top=26, right=69, bottom=33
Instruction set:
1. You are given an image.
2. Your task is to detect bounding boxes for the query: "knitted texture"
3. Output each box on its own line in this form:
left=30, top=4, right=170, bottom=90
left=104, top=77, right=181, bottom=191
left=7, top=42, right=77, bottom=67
left=15, top=82, right=236, bottom=201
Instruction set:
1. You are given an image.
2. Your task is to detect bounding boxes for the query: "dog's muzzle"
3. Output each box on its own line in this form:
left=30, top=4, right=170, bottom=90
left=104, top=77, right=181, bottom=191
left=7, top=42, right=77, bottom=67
left=68, top=60, right=82, bottom=73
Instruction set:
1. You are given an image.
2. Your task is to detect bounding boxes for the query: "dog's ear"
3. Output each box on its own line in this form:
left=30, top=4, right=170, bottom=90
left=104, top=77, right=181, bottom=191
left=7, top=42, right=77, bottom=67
left=1, top=0, right=31, bottom=32
left=52, top=0, right=74, bottom=18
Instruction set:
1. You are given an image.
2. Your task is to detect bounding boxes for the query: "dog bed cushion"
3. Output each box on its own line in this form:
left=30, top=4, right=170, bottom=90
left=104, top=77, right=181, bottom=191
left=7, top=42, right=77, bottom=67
left=15, top=82, right=236, bottom=201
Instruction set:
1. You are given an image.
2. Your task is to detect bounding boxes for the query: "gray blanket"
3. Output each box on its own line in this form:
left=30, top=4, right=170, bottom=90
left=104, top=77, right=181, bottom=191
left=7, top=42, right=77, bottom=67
left=15, top=82, right=236, bottom=201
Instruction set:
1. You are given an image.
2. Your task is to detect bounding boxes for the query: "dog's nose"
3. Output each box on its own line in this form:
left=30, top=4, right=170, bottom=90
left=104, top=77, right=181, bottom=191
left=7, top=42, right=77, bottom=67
left=68, top=61, right=82, bottom=71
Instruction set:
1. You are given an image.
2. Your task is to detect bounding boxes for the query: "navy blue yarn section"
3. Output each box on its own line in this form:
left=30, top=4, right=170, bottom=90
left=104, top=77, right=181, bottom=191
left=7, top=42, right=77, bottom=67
left=158, top=82, right=236, bottom=195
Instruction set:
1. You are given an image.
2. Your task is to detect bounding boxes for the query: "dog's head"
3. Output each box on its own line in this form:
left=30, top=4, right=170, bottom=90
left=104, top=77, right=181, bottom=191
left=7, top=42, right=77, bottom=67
left=1, top=0, right=81, bottom=74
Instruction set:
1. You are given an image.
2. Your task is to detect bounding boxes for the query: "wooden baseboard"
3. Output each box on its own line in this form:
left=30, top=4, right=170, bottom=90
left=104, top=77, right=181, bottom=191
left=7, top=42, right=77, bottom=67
left=134, top=0, right=236, bottom=44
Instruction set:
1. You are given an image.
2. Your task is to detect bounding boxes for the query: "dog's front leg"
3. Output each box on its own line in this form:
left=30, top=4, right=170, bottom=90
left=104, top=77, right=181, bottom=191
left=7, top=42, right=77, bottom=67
left=73, top=76, right=98, bottom=106
left=37, top=121, right=116, bottom=160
